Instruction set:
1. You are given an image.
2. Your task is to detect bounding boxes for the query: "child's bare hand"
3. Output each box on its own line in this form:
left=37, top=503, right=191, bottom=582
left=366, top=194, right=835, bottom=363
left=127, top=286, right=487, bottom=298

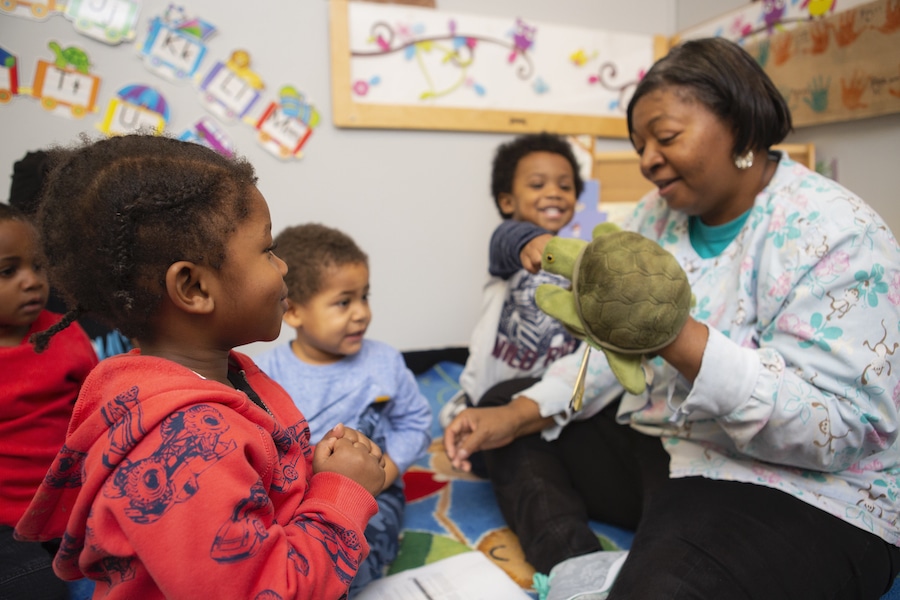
left=320, top=423, right=385, bottom=467
left=520, top=234, right=553, bottom=273
left=313, top=435, right=386, bottom=496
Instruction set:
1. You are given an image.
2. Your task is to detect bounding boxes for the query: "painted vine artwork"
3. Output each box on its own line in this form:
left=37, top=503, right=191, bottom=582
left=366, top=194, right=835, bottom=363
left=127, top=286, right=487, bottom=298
left=350, top=17, right=541, bottom=101
left=344, top=1, right=657, bottom=119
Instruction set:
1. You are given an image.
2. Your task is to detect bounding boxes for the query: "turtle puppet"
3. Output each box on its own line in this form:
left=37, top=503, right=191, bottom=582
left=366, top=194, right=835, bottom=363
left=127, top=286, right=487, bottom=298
left=535, top=222, right=692, bottom=409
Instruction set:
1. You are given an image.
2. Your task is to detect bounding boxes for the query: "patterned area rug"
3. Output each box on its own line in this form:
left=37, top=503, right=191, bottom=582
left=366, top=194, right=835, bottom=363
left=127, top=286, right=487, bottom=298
left=395, top=362, right=634, bottom=595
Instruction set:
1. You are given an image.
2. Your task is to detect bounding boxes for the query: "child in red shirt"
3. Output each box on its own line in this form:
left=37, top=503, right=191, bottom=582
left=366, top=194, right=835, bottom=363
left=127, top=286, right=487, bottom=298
left=0, top=203, right=98, bottom=599
left=14, top=135, right=386, bottom=600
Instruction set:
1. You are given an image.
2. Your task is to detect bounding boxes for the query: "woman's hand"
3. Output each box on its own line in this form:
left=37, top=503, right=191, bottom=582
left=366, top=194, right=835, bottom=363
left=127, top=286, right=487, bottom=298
left=443, top=396, right=553, bottom=472
left=658, top=317, right=709, bottom=383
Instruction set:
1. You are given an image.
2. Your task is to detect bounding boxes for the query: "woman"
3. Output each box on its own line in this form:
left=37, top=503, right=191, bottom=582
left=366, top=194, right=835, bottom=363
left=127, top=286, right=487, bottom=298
left=444, top=37, right=900, bottom=599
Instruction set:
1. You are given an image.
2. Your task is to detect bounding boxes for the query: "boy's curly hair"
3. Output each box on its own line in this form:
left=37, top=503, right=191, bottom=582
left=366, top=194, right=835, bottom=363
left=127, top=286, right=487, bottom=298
left=275, top=223, right=368, bottom=306
left=32, top=134, right=257, bottom=351
left=490, top=132, right=585, bottom=218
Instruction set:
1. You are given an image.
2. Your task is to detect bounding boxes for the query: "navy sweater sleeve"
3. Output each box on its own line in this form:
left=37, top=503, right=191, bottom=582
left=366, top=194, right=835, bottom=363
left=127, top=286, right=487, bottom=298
left=488, top=220, right=551, bottom=279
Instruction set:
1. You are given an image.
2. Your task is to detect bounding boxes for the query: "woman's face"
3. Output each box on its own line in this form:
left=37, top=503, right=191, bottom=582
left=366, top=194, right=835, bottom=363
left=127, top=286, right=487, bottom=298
left=630, top=86, right=747, bottom=226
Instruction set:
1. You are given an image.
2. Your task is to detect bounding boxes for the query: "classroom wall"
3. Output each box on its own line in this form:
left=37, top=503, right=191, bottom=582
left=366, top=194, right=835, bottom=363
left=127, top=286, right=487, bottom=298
left=0, top=0, right=671, bottom=356
left=2, top=1, right=896, bottom=357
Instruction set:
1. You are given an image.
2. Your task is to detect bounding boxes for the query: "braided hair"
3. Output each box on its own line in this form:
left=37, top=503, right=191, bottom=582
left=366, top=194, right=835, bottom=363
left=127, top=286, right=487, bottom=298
left=32, top=134, right=257, bottom=351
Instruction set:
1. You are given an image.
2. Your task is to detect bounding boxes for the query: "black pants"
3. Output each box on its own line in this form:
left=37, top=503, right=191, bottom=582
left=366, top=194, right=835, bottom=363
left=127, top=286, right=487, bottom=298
left=478, top=378, right=900, bottom=599
left=0, top=526, right=67, bottom=600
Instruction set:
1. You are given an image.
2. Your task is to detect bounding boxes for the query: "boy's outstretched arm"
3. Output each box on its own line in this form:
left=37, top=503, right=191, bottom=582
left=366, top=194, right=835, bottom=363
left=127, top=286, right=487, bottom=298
left=489, top=220, right=550, bottom=278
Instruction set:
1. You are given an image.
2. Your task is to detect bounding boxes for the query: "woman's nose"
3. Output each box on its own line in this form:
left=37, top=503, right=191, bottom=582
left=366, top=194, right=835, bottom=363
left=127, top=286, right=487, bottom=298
left=639, top=143, right=664, bottom=177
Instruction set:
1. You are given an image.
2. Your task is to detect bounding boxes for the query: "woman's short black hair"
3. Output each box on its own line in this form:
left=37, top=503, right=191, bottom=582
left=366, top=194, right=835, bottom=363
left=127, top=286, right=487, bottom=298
left=626, top=37, right=792, bottom=157
left=490, top=132, right=585, bottom=218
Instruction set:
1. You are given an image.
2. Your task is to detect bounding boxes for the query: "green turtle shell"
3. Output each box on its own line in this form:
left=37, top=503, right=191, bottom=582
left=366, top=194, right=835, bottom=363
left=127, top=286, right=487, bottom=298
left=573, top=230, right=691, bottom=354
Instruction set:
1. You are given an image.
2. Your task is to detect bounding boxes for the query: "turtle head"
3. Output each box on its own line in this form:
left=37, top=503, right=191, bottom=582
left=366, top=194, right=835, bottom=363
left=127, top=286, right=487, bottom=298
left=535, top=236, right=587, bottom=339
left=536, top=224, right=624, bottom=341
left=541, top=236, right=586, bottom=279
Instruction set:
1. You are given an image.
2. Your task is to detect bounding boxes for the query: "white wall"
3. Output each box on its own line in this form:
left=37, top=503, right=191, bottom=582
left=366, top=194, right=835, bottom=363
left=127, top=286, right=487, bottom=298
left=0, top=0, right=672, bottom=356
left=5, top=1, right=896, bottom=358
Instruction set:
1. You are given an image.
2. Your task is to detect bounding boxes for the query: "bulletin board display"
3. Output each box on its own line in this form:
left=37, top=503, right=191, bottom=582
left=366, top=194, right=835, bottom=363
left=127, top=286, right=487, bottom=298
left=329, top=0, right=667, bottom=137
left=676, top=0, right=900, bottom=129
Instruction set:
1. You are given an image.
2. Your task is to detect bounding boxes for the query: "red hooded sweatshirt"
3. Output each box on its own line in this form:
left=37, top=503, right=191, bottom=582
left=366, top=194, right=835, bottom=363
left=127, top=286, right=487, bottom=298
left=1, top=310, right=97, bottom=527
left=15, top=349, right=377, bottom=600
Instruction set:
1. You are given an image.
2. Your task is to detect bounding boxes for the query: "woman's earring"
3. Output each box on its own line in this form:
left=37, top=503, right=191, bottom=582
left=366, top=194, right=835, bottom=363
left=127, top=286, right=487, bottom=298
left=734, top=150, right=754, bottom=170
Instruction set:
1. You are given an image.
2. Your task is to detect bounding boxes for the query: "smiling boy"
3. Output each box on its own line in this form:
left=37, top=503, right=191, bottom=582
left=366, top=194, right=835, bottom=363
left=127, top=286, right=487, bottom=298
left=440, top=133, right=584, bottom=430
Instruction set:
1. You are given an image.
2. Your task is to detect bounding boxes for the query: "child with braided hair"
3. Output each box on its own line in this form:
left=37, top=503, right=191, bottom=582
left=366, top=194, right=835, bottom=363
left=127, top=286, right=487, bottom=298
left=14, top=134, right=386, bottom=600
left=7, top=149, right=132, bottom=360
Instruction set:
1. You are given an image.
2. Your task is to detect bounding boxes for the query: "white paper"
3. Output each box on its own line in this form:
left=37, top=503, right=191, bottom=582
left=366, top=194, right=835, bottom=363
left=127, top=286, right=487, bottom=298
left=355, top=551, right=532, bottom=600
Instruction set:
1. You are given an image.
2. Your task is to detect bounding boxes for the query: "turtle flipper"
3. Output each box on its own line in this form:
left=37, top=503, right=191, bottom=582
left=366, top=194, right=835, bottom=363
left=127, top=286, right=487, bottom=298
left=601, top=348, right=646, bottom=395
left=591, top=222, right=622, bottom=238
left=535, top=284, right=584, bottom=337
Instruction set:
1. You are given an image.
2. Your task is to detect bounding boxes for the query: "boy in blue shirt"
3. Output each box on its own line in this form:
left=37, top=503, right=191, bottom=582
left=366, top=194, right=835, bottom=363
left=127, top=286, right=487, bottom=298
left=256, top=223, right=432, bottom=598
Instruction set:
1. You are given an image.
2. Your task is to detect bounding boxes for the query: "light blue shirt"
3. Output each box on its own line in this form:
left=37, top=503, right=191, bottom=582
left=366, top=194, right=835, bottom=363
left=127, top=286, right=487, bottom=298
left=255, top=339, right=432, bottom=474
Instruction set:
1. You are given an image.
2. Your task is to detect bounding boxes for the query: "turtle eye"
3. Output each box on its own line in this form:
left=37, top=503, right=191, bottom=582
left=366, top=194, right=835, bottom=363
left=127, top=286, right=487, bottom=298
left=546, top=253, right=555, bottom=264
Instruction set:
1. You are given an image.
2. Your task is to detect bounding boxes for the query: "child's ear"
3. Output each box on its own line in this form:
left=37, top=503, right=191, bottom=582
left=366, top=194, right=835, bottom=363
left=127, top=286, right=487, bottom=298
left=283, top=299, right=303, bottom=328
left=497, top=192, right=516, bottom=217
left=164, top=261, right=214, bottom=315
